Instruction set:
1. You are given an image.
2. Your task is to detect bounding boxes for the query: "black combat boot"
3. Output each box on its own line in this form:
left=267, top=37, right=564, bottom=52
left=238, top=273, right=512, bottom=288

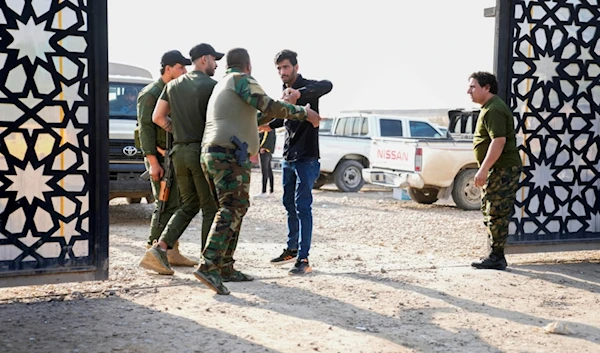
left=471, top=251, right=507, bottom=270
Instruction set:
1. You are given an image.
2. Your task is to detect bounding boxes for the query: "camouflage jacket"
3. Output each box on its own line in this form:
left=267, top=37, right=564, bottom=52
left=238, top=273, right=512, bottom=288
left=203, top=68, right=307, bottom=156
left=223, top=68, right=306, bottom=125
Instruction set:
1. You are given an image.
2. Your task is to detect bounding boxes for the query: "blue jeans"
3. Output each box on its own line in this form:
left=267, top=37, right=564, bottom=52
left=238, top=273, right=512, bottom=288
left=282, top=158, right=320, bottom=260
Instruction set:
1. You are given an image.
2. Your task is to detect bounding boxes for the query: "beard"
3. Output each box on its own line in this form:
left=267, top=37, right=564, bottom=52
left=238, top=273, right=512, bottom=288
left=281, top=71, right=296, bottom=85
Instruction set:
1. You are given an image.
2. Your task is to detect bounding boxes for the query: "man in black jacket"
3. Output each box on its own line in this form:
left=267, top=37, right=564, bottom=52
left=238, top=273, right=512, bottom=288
left=260, top=49, right=333, bottom=275
left=254, top=130, right=276, bottom=197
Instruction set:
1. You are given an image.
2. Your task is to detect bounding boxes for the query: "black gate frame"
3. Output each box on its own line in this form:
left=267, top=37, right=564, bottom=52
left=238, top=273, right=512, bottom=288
left=0, top=0, right=109, bottom=287
left=494, top=0, right=600, bottom=253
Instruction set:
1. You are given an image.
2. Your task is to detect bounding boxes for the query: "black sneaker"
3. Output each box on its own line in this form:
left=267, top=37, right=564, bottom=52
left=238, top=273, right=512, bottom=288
left=471, top=253, right=507, bottom=270
left=288, top=259, right=312, bottom=275
left=270, top=248, right=298, bottom=266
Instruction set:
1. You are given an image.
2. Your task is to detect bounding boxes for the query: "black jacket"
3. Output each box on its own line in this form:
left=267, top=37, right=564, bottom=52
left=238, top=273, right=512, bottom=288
left=259, top=130, right=276, bottom=153
left=269, top=74, right=332, bottom=161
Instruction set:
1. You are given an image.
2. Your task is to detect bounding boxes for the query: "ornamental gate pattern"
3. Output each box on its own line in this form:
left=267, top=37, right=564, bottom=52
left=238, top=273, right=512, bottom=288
left=0, top=0, right=108, bottom=284
left=505, top=0, right=600, bottom=244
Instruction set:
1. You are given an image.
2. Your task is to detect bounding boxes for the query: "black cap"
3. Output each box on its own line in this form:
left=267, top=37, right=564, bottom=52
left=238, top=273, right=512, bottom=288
left=189, top=43, right=224, bottom=62
left=160, top=50, right=192, bottom=67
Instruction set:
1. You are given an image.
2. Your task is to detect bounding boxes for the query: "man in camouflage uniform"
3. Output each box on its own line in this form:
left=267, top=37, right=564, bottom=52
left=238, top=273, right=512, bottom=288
left=193, top=48, right=322, bottom=295
left=136, top=50, right=197, bottom=269
left=467, top=71, right=522, bottom=270
left=140, top=44, right=222, bottom=275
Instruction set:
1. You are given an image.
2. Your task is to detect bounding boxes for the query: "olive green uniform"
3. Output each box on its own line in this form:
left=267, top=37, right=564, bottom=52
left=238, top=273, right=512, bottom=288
left=135, top=78, right=182, bottom=245
left=473, top=95, right=522, bottom=254
left=158, top=71, right=218, bottom=248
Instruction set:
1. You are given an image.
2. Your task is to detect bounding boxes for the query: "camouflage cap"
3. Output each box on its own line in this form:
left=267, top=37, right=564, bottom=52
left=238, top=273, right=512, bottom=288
left=190, top=43, right=224, bottom=61
left=161, top=50, right=192, bottom=67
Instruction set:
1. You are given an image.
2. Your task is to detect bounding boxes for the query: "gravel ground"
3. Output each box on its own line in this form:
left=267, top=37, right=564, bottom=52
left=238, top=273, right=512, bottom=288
left=1, top=170, right=599, bottom=353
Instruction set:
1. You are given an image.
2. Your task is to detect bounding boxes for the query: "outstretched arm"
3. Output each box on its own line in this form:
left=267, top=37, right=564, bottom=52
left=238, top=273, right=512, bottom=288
left=233, top=74, right=307, bottom=124
left=297, top=79, right=333, bottom=101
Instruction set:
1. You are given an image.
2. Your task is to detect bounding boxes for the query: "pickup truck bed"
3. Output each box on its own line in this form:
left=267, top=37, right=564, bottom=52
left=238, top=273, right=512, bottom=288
left=362, top=136, right=480, bottom=210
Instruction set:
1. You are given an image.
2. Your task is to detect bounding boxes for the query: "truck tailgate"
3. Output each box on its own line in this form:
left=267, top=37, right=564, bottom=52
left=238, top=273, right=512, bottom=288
left=370, top=137, right=416, bottom=171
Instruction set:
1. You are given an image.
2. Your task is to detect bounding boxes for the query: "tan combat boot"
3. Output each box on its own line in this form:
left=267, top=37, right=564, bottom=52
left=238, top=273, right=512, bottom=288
left=139, top=241, right=174, bottom=275
left=167, top=241, right=198, bottom=267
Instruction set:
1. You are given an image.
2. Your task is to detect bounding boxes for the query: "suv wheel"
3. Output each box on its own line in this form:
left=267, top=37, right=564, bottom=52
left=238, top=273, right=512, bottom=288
left=145, top=194, right=155, bottom=204
left=407, top=187, right=438, bottom=204
left=126, top=197, right=142, bottom=204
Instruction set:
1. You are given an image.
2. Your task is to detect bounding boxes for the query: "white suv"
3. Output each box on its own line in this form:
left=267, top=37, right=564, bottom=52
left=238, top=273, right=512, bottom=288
left=108, top=62, right=154, bottom=203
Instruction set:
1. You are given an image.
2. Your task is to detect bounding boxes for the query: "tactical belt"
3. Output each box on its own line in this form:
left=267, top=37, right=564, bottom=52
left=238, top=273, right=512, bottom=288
left=205, top=146, right=237, bottom=154
left=205, top=145, right=251, bottom=157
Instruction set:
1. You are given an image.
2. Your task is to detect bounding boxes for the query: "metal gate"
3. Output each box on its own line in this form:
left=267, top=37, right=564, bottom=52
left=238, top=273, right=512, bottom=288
left=494, top=0, right=600, bottom=252
left=0, top=0, right=109, bottom=286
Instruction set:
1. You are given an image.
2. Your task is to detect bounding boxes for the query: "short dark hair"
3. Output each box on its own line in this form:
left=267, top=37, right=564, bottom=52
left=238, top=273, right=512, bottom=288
left=274, top=49, right=298, bottom=66
left=226, top=48, right=251, bottom=70
left=469, top=71, right=498, bottom=94
left=124, top=86, right=137, bottom=96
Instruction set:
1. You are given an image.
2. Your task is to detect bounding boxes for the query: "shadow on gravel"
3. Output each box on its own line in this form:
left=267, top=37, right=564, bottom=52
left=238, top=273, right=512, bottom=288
left=0, top=295, right=281, bottom=353
left=339, top=270, right=600, bottom=348
left=216, top=280, right=503, bottom=353
left=232, top=266, right=600, bottom=351
left=509, top=261, right=600, bottom=293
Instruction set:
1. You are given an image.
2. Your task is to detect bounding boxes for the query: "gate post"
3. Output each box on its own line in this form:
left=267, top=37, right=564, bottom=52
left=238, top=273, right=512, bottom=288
left=494, top=0, right=600, bottom=252
left=0, top=0, right=109, bottom=286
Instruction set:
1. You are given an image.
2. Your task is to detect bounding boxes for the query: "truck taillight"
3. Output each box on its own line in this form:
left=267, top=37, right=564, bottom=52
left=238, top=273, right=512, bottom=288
left=415, top=147, right=422, bottom=172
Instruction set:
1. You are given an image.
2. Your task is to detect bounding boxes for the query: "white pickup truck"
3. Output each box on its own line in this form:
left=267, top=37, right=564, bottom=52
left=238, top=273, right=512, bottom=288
left=361, top=110, right=481, bottom=210
left=272, top=113, right=445, bottom=192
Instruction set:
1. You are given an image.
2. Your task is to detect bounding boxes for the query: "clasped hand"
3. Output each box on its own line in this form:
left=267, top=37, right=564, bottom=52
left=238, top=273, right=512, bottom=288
left=280, top=89, right=320, bottom=128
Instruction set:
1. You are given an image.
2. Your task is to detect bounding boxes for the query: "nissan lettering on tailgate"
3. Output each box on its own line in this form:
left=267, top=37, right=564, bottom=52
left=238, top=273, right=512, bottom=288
left=378, top=149, right=410, bottom=161
left=370, top=138, right=416, bottom=171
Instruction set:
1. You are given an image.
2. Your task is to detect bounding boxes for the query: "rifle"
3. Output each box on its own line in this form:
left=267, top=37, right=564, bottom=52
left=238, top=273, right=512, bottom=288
left=151, top=132, right=174, bottom=229
left=140, top=169, right=150, bottom=181
left=139, top=148, right=167, bottom=182
left=230, top=135, right=248, bottom=166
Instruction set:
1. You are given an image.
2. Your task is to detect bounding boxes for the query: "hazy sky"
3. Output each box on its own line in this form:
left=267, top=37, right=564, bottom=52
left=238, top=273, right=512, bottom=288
left=107, top=0, right=497, bottom=115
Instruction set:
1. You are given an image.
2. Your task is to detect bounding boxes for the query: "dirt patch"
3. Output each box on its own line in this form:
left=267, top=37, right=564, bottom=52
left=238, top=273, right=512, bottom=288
left=1, top=171, right=599, bottom=353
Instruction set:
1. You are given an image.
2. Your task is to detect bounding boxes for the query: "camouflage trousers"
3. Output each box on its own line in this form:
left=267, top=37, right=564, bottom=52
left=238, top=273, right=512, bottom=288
left=481, top=166, right=521, bottom=254
left=199, top=151, right=252, bottom=275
